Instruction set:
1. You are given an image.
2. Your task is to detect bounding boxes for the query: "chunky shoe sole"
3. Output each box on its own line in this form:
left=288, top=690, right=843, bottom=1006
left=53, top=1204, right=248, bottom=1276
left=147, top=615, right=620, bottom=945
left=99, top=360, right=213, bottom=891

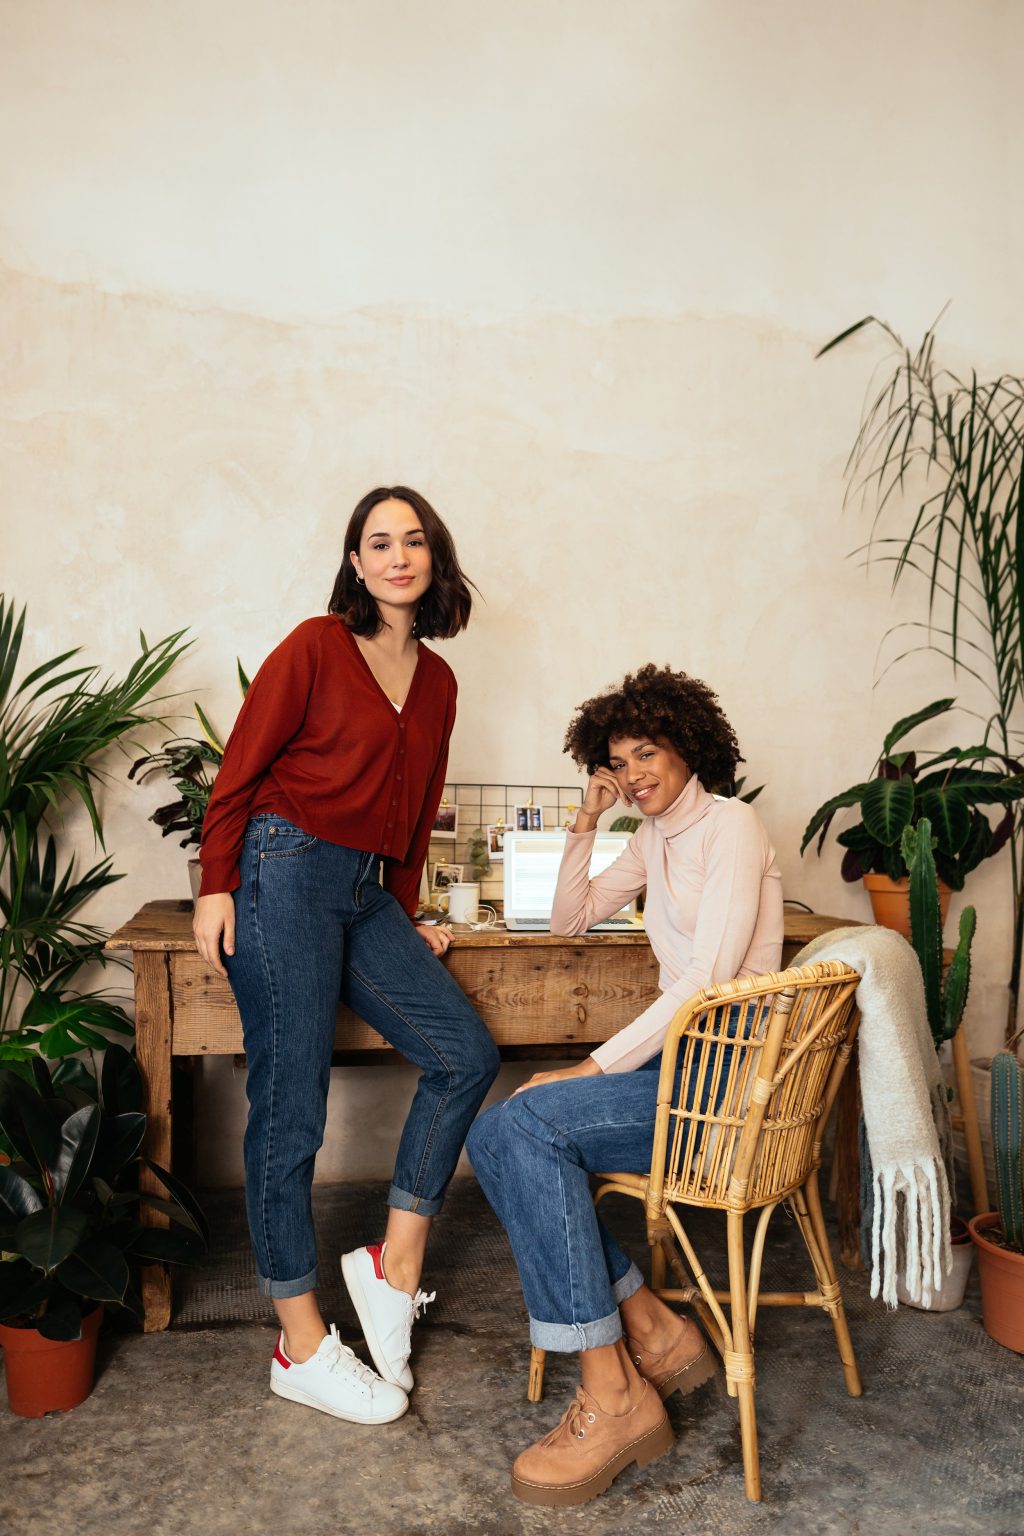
left=340, top=1251, right=409, bottom=1391
left=655, top=1339, right=719, bottom=1401
left=270, top=1375, right=408, bottom=1425
left=511, top=1414, right=675, bottom=1507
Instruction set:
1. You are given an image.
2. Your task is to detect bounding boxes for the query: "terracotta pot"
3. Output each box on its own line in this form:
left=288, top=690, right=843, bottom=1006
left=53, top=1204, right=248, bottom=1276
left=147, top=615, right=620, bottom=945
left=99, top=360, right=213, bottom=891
left=896, top=1215, right=974, bottom=1311
left=188, top=857, right=202, bottom=906
left=862, top=873, right=952, bottom=938
left=968, top=1213, right=1024, bottom=1352
left=0, top=1303, right=103, bottom=1416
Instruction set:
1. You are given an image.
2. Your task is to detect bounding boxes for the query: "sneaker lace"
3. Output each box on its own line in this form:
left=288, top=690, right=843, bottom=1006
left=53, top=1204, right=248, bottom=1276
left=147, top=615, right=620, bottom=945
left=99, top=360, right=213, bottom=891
left=397, top=1287, right=436, bottom=1359
left=322, top=1323, right=378, bottom=1386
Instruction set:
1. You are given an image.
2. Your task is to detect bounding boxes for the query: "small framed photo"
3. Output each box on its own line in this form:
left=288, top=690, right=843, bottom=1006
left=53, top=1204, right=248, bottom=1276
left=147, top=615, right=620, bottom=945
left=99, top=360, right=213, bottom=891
left=431, top=800, right=459, bottom=841
left=430, top=861, right=464, bottom=893
left=486, top=822, right=509, bottom=861
left=514, top=802, right=546, bottom=832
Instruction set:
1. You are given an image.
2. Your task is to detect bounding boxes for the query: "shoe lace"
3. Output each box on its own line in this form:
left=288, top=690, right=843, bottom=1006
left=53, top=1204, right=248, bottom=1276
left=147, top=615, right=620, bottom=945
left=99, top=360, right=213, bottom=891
left=322, top=1324, right=378, bottom=1386
left=543, top=1388, right=596, bottom=1445
left=398, top=1288, right=436, bottom=1359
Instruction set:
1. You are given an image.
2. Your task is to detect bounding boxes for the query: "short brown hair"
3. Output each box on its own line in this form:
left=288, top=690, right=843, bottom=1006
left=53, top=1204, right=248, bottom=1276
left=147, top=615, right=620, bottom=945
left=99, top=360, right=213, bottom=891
left=328, top=486, right=475, bottom=639
left=563, top=663, right=741, bottom=791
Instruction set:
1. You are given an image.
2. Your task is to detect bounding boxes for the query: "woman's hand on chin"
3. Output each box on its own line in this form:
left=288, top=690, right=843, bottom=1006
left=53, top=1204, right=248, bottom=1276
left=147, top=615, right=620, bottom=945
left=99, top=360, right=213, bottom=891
left=415, top=922, right=452, bottom=956
left=512, top=1059, right=603, bottom=1096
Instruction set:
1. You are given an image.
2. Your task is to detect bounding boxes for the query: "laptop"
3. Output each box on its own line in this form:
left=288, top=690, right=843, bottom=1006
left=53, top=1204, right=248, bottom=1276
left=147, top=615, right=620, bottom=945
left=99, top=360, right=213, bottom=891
left=502, top=829, right=641, bottom=932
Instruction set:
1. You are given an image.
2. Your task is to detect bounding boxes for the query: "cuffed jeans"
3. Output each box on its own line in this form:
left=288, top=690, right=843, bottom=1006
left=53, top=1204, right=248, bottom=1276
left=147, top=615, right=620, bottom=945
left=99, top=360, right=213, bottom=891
left=225, top=814, right=500, bottom=1298
left=467, top=1009, right=743, bottom=1351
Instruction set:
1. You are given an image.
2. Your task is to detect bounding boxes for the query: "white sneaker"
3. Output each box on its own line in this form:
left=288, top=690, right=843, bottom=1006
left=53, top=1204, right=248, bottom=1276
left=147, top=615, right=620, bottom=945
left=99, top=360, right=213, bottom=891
left=341, top=1241, right=436, bottom=1392
left=269, top=1324, right=408, bottom=1424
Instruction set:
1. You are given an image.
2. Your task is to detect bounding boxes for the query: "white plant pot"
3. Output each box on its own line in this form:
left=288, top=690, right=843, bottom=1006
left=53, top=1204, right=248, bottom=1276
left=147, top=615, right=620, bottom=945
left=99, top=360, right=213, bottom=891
left=897, top=1232, right=974, bottom=1312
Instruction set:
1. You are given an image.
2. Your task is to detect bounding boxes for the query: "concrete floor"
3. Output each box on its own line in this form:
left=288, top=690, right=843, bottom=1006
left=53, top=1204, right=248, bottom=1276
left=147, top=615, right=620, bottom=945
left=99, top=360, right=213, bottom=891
left=2, top=1179, right=1022, bottom=1536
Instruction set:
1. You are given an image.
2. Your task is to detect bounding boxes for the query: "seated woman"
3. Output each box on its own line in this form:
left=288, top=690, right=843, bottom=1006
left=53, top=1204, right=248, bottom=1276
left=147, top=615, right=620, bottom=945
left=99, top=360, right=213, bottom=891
left=467, top=664, right=783, bottom=1507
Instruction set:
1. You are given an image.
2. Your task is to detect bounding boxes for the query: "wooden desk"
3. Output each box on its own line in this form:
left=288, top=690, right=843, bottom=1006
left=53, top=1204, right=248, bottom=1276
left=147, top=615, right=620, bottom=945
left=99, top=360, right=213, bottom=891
left=107, top=902, right=850, bottom=1329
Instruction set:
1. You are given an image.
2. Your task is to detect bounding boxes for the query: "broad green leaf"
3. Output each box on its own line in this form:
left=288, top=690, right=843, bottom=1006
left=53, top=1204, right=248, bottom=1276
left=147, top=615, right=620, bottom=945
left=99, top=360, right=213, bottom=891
left=93, top=1112, right=146, bottom=1180
left=918, top=787, right=971, bottom=854
left=101, top=1042, right=142, bottom=1117
left=0, top=1163, right=44, bottom=1217
left=799, top=785, right=870, bottom=855
left=51, top=1104, right=99, bottom=1204
left=144, top=1158, right=210, bottom=1246
left=882, top=698, right=955, bottom=756
left=37, top=1288, right=85, bottom=1340
left=861, top=777, right=915, bottom=845
left=15, top=1206, right=89, bottom=1272
left=58, top=1239, right=129, bottom=1303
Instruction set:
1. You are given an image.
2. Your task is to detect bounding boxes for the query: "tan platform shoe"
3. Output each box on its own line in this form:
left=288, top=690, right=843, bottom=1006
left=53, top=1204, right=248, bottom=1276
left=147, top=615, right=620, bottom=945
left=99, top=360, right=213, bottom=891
left=625, top=1317, right=718, bottom=1400
left=511, top=1380, right=674, bottom=1507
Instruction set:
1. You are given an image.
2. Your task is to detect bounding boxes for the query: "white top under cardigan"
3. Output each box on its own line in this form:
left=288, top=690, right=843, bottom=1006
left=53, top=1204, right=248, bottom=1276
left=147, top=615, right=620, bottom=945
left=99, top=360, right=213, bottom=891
left=550, top=775, right=785, bottom=1073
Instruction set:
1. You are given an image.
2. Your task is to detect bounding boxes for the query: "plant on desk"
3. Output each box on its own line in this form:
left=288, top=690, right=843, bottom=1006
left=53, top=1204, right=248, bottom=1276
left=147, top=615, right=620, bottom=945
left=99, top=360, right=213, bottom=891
left=0, top=596, right=191, bottom=1069
left=128, top=658, right=250, bottom=898
left=0, top=1046, right=208, bottom=1414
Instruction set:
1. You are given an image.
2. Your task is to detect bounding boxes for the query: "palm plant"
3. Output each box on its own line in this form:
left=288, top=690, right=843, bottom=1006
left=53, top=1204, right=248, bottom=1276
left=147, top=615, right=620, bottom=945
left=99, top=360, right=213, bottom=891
left=819, top=317, right=1024, bottom=1039
left=0, top=596, right=191, bottom=1062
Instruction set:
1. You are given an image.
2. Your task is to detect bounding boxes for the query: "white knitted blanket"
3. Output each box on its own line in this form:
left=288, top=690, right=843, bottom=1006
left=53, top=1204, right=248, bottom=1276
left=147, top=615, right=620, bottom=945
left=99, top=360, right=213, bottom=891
left=793, top=925, right=952, bottom=1307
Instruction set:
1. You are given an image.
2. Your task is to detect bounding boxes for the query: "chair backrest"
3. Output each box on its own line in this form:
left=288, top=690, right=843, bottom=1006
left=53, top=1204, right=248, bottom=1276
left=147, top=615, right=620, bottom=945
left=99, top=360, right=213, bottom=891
left=649, top=962, right=861, bottom=1212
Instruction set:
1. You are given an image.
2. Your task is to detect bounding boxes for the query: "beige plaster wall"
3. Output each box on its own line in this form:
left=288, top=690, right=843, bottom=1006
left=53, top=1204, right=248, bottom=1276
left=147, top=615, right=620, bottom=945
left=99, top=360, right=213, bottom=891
left=2, top=1, right=1021, bottom=1186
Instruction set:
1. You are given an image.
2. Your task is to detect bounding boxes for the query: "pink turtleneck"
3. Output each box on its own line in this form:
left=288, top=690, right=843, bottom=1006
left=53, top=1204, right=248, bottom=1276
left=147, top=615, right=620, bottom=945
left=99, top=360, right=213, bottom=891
left=550, top=775, right=784, bottom=1073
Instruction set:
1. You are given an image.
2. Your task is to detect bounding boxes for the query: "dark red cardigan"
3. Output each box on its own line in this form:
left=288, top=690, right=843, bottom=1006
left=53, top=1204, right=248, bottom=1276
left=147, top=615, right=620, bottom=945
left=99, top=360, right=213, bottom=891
left=198, top=616, right=456, bottom=917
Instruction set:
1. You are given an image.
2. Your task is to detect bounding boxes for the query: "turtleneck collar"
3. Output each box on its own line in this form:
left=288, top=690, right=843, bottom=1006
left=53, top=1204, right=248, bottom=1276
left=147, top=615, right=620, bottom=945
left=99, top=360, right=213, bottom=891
left=651, top=773, right=715, bottom=838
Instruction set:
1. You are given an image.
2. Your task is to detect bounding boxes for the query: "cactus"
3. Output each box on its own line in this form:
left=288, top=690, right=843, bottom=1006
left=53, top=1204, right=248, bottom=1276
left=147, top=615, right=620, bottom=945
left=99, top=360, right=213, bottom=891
left=991, top=1044, right=1024, bottom=1252
left=901, top=818, right=977, bottom=1049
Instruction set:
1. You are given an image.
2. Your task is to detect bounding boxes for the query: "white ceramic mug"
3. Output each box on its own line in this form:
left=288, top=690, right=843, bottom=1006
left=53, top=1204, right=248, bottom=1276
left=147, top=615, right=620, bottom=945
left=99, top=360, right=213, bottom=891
left=439, top=882, right=496, bottom=926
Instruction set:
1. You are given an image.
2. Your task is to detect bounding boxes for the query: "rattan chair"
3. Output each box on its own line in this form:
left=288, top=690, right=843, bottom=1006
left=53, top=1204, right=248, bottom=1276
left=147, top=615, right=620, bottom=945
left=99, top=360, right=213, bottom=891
left=526, top=961, right=863, bottom=1502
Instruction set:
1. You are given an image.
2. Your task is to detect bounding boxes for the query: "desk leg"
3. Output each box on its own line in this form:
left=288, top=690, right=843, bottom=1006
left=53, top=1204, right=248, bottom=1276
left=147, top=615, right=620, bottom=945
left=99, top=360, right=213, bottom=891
left=135, top=951, right=173, bottom=1332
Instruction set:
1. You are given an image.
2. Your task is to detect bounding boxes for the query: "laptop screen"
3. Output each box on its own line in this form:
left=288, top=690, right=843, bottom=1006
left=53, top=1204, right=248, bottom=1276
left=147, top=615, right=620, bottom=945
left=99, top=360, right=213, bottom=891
left=502, top=830, right=634, bottom=926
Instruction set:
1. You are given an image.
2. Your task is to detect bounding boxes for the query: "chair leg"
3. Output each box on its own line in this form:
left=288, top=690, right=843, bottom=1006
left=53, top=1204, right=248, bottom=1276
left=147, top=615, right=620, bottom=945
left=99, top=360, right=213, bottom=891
left=651, top=1233, right=666, bottom=1292
left=528, top=1345, right=546, bottom=1403
left=725, top=1209, right=762, bottom=1502
left=794, top=1176, right=862, bottom=1398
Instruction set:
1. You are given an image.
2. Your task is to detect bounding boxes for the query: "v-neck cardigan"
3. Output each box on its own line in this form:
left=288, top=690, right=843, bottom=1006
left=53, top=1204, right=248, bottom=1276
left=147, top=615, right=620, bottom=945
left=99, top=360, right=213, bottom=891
left=197, top=616, right=456, bottom=917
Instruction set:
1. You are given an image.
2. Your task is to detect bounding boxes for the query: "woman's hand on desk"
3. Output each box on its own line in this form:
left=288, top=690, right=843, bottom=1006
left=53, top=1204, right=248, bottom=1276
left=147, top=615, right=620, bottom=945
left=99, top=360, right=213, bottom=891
left=416, top=922, right=453, bottom=957
left=513, top=1059, right=603, bottom=1096
left=573, top=768, right=631, bottom=832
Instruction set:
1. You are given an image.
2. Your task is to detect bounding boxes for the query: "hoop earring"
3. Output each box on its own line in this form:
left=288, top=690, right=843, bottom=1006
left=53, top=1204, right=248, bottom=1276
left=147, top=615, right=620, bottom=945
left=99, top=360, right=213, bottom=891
left=355, top=574, right=365, bottom=586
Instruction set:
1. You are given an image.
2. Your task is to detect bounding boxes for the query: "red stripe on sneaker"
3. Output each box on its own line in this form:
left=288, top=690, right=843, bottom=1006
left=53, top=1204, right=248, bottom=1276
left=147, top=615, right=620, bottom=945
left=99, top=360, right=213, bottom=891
left=368, top=1242, right=386, bottom=1281
left=273, top=1337, right=292, bottom=1369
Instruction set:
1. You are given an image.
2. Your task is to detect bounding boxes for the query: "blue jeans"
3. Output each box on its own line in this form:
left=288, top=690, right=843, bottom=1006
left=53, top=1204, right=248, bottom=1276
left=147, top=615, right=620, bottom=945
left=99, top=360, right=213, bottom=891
left=225, top=814, right=500, bottom=1298
left=467, top=1009, right=743, bottom=1351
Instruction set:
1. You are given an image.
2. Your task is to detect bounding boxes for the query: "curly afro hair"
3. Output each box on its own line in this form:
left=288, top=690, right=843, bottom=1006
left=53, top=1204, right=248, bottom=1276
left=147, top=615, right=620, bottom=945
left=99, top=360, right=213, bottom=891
left=563, top=663, right=741, bottom=792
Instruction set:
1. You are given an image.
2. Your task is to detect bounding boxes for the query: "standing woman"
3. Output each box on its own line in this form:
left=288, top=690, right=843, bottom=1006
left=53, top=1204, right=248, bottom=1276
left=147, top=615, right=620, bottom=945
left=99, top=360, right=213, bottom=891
left=193, top=487, right=500, bottom=1425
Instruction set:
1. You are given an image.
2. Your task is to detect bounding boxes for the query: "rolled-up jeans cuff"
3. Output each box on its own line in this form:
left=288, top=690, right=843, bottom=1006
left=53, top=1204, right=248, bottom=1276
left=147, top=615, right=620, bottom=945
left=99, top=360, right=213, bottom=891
left=257, top=1263, right=318, bottom=1299
left=611, top=1261, right=645, bottom=1306
left=387, top=1182, right=445, bottom=1218
left=529, top=1309, right=623, bottom=1353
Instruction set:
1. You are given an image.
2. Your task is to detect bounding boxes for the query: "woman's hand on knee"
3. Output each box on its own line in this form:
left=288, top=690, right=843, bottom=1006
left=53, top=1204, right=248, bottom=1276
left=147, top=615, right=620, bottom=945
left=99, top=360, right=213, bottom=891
left=192, top=893, right=236, bottom=978
left=415, top=922, right=452, bottom=957
left=513, top=1059, right=603, bottom=1096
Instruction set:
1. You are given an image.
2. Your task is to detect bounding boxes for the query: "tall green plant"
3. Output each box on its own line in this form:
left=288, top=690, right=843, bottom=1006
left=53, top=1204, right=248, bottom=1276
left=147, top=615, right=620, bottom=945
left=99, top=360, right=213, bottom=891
left=819, top=317, right=1024, bottom=1039
left=991, top=1040, right=1023, bottom=1253
left=0, top=597, right=191, bottom=1061
left=901, top=818, right=976, bottom=1050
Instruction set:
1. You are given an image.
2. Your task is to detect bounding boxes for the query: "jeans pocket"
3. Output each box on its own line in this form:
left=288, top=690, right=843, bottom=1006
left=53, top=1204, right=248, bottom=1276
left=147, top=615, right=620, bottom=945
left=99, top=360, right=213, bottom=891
left=261, top=821, right=319, bottom=859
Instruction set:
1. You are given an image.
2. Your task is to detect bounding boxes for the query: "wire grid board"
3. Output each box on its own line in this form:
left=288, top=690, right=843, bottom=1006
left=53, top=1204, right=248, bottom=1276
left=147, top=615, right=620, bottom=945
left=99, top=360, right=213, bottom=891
left=425, top=782, right=584, bottom=903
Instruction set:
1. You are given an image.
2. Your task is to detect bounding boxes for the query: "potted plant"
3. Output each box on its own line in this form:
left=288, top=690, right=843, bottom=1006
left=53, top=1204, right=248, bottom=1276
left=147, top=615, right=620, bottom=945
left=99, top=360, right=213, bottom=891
left=0, top=597, right=191, bottom=1067
left=0, top=1046, right=207, bottom=1414
left=800, top=698, right=1024, bottom=936
left=818, top=317, right=1024, bottom=1042
left=895, top=819, right=977, bottom=1310
left=968, top=1038, right=1024, bottom=1350
left=128, top=659, right=249, bottom=901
